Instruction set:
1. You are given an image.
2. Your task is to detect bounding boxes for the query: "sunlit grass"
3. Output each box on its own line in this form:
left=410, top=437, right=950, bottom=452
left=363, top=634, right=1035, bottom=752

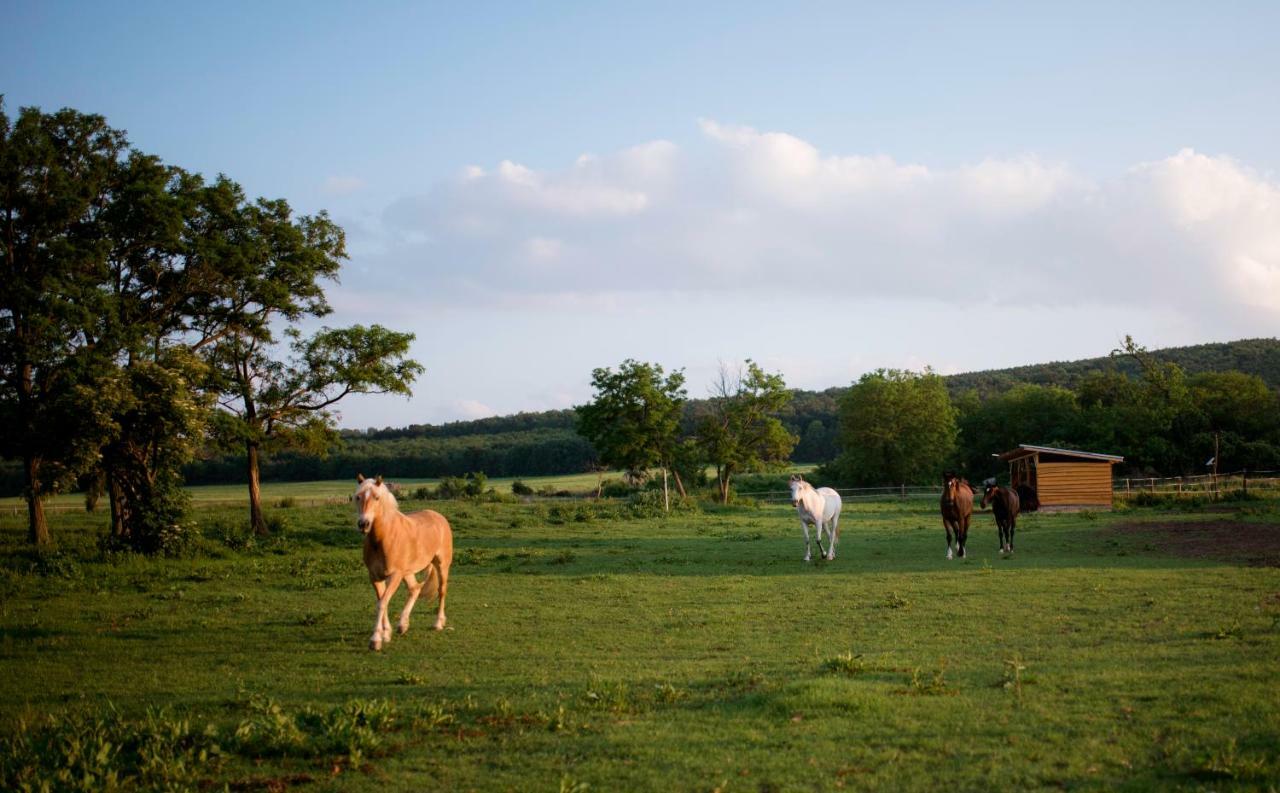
left=1, top=494, right=1277, bottom=790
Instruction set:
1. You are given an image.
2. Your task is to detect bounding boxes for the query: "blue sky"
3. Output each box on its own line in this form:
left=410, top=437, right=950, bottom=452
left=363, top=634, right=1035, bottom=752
left=5, top=2, right=1279, bottom=428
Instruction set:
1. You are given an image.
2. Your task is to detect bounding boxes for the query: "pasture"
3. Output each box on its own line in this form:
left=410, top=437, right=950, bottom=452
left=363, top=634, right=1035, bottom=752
left=1, top=489, right=1278, bottom=791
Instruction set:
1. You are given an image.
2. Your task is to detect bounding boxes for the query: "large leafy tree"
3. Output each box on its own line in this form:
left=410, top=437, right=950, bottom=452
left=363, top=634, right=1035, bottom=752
left=954, top=383, right=1082, bottom=477
left=829, top=368, right=956, bottom=486
left=694, top=360, right=795, bottom=503
left=0, top=101, right=130, bottom=545
left=575, top=360, right=687, bottom=509
left=200, top=194, right=421, bottom=534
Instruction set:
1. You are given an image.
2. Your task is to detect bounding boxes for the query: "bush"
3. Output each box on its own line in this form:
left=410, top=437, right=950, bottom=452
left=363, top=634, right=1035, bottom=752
left=511, top=479, right=534, bottom=496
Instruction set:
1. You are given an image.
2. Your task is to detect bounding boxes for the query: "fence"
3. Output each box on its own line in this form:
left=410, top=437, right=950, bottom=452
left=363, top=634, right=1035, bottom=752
left=741, top=470, right=1280, bottom=506
left=1113, top=470, right=1280, bottom=499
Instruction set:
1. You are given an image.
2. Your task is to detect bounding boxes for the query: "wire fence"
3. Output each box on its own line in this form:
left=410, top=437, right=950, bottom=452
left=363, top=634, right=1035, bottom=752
left=9, top=470, right=1280, bottom=517
left=740, top=470, right=1280, bottom=505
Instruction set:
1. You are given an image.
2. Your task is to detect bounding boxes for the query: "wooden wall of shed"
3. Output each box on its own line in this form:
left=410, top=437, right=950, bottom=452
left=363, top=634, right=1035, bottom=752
left=1036, top=462, right=1113, bottom=506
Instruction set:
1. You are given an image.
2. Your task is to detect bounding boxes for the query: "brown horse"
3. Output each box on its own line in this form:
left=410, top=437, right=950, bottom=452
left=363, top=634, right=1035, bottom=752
left=354, top=474, right=453, bottom=651
left=941, top=472, right=974, bottom=559
left=981, top=478, right=1021, bottom=554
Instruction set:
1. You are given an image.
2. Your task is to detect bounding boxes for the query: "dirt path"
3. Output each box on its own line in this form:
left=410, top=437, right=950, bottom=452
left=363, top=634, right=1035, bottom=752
left=1111, top=518, right=1280, bottom=566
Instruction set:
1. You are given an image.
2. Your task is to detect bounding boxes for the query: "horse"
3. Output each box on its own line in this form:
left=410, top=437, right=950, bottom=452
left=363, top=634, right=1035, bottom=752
left=981, top=478, right=1021, bottom=554
left=940, top=471, right=974, bottom=559
left=354, top=474, right=453, bottom=651
left=789, top=474, right=843, bottom=562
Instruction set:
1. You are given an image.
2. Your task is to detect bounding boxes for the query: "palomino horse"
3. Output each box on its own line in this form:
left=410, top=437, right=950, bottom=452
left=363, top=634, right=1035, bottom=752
left=354, top=474, right=453, bottom=651
left=941, top=472, right=974, bottom=559
left=789, top=474, right=843, bottom=562
left=981, top=478, right=1021, bottom=554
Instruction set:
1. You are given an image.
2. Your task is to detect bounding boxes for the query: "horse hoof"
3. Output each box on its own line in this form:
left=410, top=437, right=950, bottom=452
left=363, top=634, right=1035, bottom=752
left=369, top=639, right=382, bottom=651
left=433, top=620, right=446, bottom=631
left=397, top=624, right=409, bottom=635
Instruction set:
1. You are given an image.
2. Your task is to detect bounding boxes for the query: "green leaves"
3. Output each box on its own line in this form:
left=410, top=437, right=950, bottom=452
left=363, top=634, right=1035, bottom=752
left=831, top=368, right=956, bottom=486
left=575, top=359, right=686, bottom=480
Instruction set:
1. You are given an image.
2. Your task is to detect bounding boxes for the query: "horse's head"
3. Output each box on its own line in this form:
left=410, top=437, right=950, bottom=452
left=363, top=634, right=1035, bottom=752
left=941, top=471, right=959, bottom=503
left=788, top=474, right=807, bottom=507
left=981, top=478, right=999, bottom=508
left=354, top=473, right=386, bottom=534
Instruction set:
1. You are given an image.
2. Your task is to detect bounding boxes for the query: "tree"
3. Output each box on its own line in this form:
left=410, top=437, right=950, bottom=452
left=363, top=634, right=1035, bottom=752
left=210, top=323, right=421, bottom=535
left=828, top=368, right=956, bottom=486
left=575, top=360, right=686, bottom=510
left=694, top=360, right=795, bottom=503
left=955, top=384, right=1081, bottom=477
left=1186, top=371, right=1280, bottom=472
left=0, top=101, right=130, bottom=545
left=201, top=189, right=421, bottom=535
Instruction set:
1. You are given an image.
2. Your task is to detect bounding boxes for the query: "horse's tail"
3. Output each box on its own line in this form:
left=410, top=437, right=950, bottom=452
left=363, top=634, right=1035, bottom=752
left=422, top=563, right=440, bottom=602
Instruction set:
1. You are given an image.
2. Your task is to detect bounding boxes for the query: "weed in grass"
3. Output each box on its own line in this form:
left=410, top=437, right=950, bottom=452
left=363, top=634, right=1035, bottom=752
left=1193, top=737, right=1269, bottom=781
left=1212, top=620, right=1242, bottom=640
left=823, top=651, right=866, bottom=676
left=0, top=708, right=223, bottom=792
left=653, top=682, right=686, bottom=704
left=560, top=772, right=590, bottom=793
left=1001, top=655, right=1027, bottom=702
left=550, top=549, right=577, bottom=565
left=882, top=591, right=911, bottom=609
left=902, top=661, right=952, bottom=696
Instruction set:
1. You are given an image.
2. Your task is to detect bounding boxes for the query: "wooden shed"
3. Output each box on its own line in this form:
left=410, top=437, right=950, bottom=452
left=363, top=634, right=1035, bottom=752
left=996, top=445, right=1124, bottom=510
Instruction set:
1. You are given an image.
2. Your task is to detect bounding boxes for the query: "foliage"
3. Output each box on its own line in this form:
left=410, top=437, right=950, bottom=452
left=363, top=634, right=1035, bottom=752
left=694, top=359, right=796, bottom=502
left=575, top=359, right=685, bottom=482
left=827, top=368, right=957, bottom=486
left=0, top=101, right=132, bottom=545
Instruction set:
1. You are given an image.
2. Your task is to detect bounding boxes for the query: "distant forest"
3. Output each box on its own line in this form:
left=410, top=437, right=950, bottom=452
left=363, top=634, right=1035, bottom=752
left=171, top=338, right=1280, bottom=486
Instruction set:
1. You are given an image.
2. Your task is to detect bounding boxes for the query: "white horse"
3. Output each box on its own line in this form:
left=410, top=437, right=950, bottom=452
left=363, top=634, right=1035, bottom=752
left=789, top=474, right=843, bottom=562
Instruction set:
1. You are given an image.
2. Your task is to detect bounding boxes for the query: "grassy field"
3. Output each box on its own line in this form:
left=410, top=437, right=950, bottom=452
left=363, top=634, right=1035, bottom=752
left=1, top=488, right=1278, bottom=791
left=0, top=472, right=638, bottom=513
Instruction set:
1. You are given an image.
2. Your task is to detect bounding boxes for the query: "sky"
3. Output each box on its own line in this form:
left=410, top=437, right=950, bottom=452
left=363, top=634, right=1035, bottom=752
left=4, top=1, right=1279, bottom=429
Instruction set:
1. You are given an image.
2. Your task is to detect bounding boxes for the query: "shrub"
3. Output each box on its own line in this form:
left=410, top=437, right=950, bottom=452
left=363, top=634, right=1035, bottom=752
left=512, top=480, right=534, bottom=496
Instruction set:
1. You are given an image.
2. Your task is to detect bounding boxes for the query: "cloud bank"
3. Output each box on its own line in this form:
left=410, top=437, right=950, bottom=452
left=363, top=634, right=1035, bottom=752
left=364, top=121, right=1280, bottom=325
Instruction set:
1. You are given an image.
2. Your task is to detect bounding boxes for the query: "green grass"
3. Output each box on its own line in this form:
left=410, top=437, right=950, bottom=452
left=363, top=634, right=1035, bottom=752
left=0, top=471, right=640, bottom=513
left=1, top=496, right=1278, bottom=791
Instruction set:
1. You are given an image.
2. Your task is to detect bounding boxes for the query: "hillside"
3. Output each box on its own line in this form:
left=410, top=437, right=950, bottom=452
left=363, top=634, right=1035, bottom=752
left=942, top=338, right=1280, bottom=399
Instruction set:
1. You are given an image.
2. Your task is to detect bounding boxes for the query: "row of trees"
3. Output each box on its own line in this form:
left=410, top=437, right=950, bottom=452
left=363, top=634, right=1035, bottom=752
left=826, top=338, right=1280, bottom=486
left=574, top=359, right=796, bottom=506
left=1, top=101, right=420, bottom=549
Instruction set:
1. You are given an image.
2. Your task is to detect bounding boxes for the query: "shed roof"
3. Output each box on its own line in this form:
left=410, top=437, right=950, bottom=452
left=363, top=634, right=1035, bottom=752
left=996, top=444, right=1124, bottom=463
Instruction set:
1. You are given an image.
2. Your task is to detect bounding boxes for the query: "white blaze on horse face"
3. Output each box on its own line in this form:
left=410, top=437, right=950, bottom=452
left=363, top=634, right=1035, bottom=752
left=354, top=480, right=380, bottom=533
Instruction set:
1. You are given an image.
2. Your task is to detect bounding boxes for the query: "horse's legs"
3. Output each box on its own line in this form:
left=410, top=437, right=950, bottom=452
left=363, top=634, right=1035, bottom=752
left=432, top=558, right=449, bottom=630
left=1008, top=517, right=1016, bottom=553
left=396, top=572, right=422, bottom=635
left=944, top=521, right=955, bottom=560
left=801, top=519, right=812, bottom=562
left=957, top=519, right=968, bottom=559
left=370, top=573, right=404, bottom=651
left=827, top=514, right=840, bottom=560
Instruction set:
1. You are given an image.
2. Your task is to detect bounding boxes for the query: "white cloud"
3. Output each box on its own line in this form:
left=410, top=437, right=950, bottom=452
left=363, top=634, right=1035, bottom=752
left=354, top=121, right=1280, bottom=327
left=451, top=399, right=498, bottom=420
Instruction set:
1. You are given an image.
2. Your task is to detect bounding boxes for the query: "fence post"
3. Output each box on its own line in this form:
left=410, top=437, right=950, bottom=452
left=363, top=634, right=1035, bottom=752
left=1243, top=470, right=1248, bottom=496
left=900, top=483, right=906, bottom=499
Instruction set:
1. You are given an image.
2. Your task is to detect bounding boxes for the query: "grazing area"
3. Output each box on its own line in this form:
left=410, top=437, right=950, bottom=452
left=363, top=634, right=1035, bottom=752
left=1, top=490, right=1278, bottom=791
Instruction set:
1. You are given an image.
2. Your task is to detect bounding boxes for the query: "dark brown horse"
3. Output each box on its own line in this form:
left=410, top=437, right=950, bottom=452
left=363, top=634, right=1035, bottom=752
left=941, top=472, right=974, bottom=559
left=981, top=478, right=1021, bottom=554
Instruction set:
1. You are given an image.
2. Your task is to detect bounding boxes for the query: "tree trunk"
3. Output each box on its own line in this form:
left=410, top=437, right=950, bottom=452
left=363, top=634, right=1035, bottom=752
left=247, top=441, right=267, bottom=535
left=672, top=468, right=687, bottom=499
left=662, top=468, right=670, bottom=513
left=23, top=453, right=50, bottom=547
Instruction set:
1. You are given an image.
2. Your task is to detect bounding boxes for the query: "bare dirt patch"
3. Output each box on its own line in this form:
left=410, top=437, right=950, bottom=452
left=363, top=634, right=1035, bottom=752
left=1112, top=519, right=1280, bottom=566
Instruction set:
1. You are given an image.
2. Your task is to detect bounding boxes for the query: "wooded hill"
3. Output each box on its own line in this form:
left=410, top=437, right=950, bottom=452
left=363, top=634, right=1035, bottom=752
left=171, top=338, right=1280, bottom=486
